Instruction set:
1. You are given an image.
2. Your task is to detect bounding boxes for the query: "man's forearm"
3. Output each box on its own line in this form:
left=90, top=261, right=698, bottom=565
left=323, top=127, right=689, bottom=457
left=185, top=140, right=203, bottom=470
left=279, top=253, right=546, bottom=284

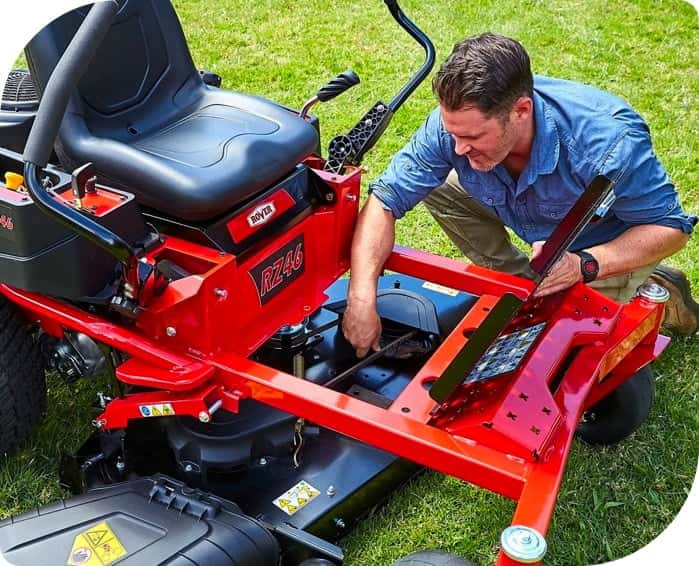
left=348, top=194, right=397, bottom=305
left=589, top=224, right=689, bottom=279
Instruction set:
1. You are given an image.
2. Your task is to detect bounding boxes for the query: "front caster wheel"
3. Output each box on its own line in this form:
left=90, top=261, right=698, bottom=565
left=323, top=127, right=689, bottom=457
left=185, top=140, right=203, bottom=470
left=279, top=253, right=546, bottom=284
left=576, top=366, right=655, bottom=445
left=391, top=550, right=476, bottom=566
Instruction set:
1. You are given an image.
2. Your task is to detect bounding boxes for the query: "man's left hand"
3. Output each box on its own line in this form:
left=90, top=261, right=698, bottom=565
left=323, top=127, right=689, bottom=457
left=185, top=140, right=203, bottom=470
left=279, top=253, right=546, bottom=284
left=531, top=241, right=582, bottom=297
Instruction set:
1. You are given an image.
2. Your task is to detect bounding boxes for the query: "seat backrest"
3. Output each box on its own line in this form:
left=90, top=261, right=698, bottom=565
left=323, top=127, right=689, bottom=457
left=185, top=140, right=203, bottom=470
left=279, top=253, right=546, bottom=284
left=25, top=0, right=203, bottom=147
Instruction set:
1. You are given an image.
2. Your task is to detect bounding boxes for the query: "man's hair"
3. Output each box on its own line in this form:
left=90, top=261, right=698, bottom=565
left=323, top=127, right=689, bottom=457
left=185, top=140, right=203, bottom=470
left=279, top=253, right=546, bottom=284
left=432, top=32, right=533, bottom=118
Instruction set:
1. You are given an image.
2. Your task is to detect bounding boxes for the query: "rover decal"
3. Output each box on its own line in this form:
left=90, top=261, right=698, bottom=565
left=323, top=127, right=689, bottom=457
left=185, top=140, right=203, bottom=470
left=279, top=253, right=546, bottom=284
left=247, top=202, right=277, bottom=227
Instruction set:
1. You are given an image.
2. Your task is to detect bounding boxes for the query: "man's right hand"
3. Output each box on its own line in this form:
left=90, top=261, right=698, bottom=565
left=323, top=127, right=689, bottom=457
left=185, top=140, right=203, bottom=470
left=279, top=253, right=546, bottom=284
left=343, top=193, right=396, bottom=358
left=342, top=298, right=382, bottom=358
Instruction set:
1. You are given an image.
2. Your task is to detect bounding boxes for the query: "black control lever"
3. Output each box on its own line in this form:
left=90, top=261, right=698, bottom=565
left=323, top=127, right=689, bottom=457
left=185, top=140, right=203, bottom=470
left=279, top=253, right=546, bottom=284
left=317, top=70, right=360, bottom=102
left=324, top=0, right=435, bottom=174
left=300, top=70, right=360, bottom=120
left=71, top=162, right=97, bottom=208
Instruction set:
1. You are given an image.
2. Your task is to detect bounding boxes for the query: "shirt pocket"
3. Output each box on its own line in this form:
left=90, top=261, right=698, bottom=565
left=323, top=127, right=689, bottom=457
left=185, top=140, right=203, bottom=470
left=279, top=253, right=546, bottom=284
left=470, top=190, right=505, bottom=220
left=534, top=202, right=574, bottom=224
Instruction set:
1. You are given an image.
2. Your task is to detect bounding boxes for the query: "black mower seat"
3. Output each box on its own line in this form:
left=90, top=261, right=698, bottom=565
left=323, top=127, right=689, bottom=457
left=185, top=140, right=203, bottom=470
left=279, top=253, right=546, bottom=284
left=25, top=0, right=319, bottom=222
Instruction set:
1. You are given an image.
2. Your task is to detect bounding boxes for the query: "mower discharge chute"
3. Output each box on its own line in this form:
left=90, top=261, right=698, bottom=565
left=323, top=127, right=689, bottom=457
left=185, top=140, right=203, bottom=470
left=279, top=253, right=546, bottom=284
left=0, top=1, right=669, bottom=565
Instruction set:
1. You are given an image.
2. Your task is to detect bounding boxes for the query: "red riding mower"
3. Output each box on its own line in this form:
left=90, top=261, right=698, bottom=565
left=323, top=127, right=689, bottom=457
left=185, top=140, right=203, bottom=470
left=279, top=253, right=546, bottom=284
left=0, top=1, right=670, bottom=565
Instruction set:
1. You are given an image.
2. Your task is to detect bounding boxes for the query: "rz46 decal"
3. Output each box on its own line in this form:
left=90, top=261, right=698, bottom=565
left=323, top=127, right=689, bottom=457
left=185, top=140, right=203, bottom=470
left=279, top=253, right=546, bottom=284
left=249, top=234, right=305, bottom=304
left=0, top=215, right=14, bottom=231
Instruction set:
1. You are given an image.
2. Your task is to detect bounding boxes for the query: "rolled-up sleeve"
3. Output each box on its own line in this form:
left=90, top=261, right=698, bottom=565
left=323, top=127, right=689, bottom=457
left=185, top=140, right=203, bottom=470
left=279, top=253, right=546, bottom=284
left=369, top=109, right=453, bottom=219
left=603, top=129, right=697, bottom=234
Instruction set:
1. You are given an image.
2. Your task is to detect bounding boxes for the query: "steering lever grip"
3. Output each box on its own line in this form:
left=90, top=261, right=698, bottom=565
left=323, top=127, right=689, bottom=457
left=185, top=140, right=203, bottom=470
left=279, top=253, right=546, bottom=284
left=316, top=70, right=361, bottom=102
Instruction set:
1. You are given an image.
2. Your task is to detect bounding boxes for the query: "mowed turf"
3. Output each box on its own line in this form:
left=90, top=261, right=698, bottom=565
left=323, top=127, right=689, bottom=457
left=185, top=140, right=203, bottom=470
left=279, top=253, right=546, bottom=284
left=1, top=1, right=697, bottom=565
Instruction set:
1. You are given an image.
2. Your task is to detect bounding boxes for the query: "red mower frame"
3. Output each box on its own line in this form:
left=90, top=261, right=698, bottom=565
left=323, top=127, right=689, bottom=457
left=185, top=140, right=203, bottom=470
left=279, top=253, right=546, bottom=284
left=0, top=156, right=668, bottom=566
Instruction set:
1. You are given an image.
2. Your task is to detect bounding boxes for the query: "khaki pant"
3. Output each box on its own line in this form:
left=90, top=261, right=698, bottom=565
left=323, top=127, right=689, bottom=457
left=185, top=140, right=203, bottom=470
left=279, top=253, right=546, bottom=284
left=423, top=170, right=656, bottom=303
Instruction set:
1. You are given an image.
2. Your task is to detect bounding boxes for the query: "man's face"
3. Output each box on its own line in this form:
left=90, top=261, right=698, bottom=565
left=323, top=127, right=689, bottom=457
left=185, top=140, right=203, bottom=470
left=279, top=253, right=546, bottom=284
left=439, top=102, right=525, bottom=172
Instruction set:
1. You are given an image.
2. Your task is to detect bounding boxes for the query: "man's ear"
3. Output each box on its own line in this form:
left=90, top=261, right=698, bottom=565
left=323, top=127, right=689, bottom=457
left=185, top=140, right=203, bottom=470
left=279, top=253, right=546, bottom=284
left=511, top=96, right=533, bottom=121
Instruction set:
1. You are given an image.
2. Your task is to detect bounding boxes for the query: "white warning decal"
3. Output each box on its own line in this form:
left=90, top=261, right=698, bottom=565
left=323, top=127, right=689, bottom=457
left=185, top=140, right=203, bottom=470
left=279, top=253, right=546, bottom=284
left=273, top=480, right=321, bottom=516
left=138, top=403, right=175, bottom=417
left=422, top=281, right=459, bottom=297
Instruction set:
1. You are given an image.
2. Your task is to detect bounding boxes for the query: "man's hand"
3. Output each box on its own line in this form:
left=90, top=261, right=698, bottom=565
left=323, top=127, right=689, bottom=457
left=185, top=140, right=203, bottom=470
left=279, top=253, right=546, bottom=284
left=531, top=241, right=582, bottom=298
left=342, top=298, right=382, bottom=358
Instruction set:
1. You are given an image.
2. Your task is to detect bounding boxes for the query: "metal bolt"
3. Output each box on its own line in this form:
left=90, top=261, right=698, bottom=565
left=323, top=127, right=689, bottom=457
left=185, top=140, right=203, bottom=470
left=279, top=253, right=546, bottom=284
left=333, top=518, right=346, bottom=529
left=326, top=485, right=336, bottom=497
left=214, top=288, right=228, bottom=299
left=208, top=399, right=223, bottom=415
left=184, top=464, right=193, bottom=473
left=500, top=526, right=547, bottom=563
left=198, top=411, right=210, bottom=423
left=637, top=282, right=670, bottom=303
left=166, top=326, right=177, bottom=337
left=258, top=457, right=268, bottom=466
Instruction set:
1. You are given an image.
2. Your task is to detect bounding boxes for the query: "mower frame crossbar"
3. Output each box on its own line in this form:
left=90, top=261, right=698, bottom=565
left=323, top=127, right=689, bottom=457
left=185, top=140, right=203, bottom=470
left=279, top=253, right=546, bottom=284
left=0, top=244, right=667, bottom=566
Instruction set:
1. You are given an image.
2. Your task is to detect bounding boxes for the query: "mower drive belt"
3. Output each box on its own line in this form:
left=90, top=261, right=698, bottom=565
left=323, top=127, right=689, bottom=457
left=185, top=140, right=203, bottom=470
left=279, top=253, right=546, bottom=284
left=429, top=175, right=614, bottom=405
left=324, top=330, right=418, bottom=390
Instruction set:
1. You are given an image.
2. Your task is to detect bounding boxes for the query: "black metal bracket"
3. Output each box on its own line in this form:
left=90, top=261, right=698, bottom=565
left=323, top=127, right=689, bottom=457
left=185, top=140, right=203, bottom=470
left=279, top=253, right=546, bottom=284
left=428, top=175, right=614, bottom=404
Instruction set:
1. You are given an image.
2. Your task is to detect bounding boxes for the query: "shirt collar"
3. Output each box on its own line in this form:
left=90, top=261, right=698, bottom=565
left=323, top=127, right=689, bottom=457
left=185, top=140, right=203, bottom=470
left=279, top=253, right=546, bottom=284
left=526, top=91, right=560, bottom=185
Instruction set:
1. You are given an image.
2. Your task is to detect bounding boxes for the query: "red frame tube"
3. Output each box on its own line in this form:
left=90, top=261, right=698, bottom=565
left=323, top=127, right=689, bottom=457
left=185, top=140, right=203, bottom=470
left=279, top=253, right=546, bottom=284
left=0, top=164, right=669, bottom=565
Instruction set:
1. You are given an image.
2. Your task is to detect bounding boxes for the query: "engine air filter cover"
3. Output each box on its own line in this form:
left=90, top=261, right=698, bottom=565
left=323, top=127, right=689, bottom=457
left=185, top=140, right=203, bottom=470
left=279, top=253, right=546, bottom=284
left=2, top=69, right=39, bottom=112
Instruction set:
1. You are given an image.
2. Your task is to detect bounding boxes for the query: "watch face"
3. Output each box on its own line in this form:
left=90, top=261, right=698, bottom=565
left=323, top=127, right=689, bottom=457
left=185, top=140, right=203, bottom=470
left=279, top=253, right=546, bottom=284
left=578, top=252, right=599, bottom=282
left=583, top=261, right=597, bottom=276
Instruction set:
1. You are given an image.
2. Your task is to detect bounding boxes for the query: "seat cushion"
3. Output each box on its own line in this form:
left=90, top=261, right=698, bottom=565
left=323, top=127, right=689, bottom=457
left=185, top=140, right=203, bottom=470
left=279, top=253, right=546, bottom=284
left=59, top=89, right=319, bottom=222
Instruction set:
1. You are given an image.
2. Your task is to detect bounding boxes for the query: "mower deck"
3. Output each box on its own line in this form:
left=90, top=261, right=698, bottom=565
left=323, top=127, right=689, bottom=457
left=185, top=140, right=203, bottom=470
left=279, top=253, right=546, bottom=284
left=0, top=239, right=667, bottom=566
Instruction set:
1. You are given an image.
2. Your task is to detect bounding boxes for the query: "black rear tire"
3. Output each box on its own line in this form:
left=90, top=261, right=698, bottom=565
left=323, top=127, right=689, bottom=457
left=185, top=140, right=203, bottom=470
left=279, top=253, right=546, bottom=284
left=576, top=366, right=654, bottom=445
left=0, top=295, right=47, bottom=454
left=391, top=550, right=476, bottom=566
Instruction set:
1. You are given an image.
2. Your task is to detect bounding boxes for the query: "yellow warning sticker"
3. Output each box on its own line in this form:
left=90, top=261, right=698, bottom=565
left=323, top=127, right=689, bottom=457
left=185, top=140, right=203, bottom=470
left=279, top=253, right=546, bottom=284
left=67, top=521, right=127, bottom=566
left=422, top=281, right=459, bottom=297
left=273, top=480, right=320, bottom=516
left=138, top=403, right=175, bottom=417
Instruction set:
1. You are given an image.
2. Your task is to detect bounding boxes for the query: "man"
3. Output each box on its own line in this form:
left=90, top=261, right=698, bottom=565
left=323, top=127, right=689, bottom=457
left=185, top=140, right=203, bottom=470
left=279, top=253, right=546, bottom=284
left=343, top=33, right=697, bottom=357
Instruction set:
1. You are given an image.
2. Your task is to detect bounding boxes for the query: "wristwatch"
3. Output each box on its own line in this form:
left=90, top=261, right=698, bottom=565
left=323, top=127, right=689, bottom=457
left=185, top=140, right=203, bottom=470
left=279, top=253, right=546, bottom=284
left=573, top=250, right=599, bottom=283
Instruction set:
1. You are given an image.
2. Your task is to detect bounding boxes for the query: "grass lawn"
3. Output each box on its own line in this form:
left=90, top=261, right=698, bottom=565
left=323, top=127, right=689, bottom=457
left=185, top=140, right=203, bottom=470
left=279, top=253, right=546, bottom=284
left=2, top=1, right=698, bottom=565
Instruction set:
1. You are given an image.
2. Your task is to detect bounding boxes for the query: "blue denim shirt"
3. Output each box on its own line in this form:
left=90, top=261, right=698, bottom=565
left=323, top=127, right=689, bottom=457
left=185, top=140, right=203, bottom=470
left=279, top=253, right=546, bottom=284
left=370, top=76, right=696, bottom=250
